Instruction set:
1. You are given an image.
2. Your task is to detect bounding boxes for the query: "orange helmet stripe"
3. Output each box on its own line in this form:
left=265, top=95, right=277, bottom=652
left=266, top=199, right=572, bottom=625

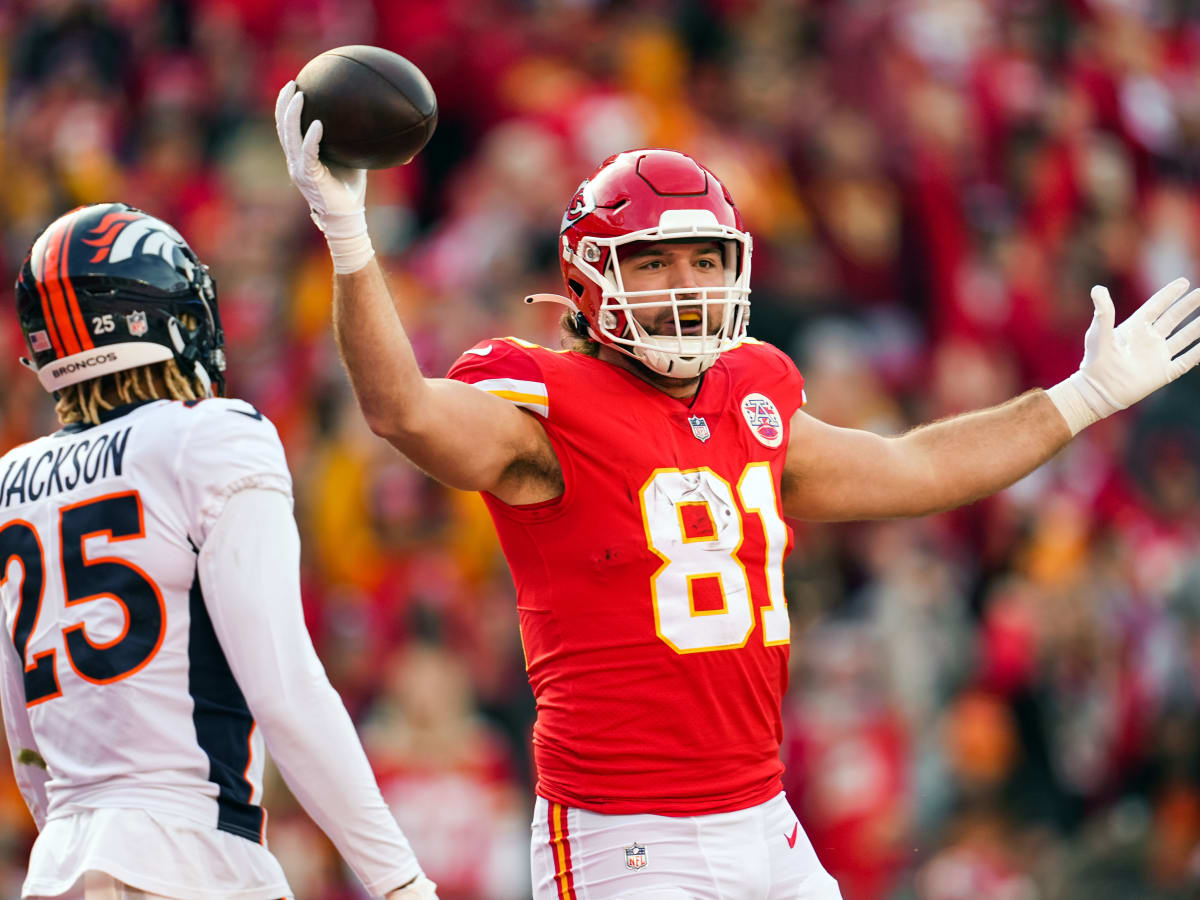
left=57, top=216, right=94, bottom=350
left=33, top=266, right=67, bottom=358
left=39, top=219, right=84, bottom=355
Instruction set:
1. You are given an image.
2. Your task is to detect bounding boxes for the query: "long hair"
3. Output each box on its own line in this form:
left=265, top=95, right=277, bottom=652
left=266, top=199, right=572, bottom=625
left=561, top=311, right=599, bottom=356
left=55, top=360, right=203, bottom=426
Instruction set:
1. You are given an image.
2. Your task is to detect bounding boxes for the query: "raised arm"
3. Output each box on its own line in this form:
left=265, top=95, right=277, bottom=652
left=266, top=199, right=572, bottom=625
left=784, top=279, right=1200, bottom=521
left=275, top=82, right=557, bottom=502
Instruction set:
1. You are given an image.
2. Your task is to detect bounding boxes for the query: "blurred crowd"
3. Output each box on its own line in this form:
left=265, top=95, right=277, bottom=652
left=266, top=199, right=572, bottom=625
left=2, top=0, right=1200, bottom=897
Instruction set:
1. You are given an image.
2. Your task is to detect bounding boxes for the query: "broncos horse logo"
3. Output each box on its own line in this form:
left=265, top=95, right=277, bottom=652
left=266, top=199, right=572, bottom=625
left=81, top=212, right=197, bottom=278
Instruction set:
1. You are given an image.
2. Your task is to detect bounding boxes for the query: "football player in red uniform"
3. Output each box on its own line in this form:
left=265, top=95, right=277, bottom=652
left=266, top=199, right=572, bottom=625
left=277, top=80, right=1200, bottom=899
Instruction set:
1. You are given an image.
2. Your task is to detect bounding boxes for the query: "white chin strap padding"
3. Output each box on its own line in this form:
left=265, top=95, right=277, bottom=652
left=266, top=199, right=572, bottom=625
left=639, top=336, right=715, bottom=379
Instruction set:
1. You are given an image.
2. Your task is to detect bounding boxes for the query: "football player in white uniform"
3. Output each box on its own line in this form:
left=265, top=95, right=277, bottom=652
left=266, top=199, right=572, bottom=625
left=1, top=203, right=439, bottom=900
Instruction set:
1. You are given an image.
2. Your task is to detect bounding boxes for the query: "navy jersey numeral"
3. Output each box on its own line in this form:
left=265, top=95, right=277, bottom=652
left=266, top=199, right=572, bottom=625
left=1, top=492, right=165, bottom=705
left=0, top=521, right=60, bottom=705
left=60, top=492, right=165, bottom=684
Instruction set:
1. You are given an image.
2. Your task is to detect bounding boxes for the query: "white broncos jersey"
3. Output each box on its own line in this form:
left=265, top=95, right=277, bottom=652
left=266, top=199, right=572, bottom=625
left=0, top=398, right=423, bottom=899
left=0, top=397, right=284, bottom=836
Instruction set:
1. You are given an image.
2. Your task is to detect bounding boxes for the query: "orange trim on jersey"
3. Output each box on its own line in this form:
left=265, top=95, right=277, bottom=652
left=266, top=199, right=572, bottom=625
left=243, top=722, right=257, bottom=803
left=58, top=490, right=167, bottom=686
left=39, top=219, right=84, bottom=355
left=548, top=801, right=578, bottom=900
left=0, top=520, right=62, bottom=707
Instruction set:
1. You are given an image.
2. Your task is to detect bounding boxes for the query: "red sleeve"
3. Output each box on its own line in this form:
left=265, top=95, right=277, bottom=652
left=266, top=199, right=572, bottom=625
left=446, top=338, right=550, bottom=419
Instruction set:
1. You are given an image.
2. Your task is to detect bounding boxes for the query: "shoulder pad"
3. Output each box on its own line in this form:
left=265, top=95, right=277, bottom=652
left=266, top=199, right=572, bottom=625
left=447, top=339, right=549, bottom=418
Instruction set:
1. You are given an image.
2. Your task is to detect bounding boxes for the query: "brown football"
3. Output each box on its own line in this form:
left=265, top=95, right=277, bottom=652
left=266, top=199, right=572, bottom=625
left=296, top=45, right=437, bottom=169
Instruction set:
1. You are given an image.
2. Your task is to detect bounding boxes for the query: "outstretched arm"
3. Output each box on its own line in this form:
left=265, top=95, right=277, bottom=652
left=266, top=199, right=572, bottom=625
left=275, top=82, right=556, bottom=502
left=784, top=279, right=1200, bottom=520
left=783, top=391, right=1068, bottom=520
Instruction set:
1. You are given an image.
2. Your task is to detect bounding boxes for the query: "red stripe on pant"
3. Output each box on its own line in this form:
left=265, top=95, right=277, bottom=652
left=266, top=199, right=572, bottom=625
left=548, top=801, right=578, bottom=899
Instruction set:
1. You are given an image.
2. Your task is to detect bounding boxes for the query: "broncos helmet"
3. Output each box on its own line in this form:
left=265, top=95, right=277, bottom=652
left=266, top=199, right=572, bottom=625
left=15, top=203, right=226, bottom=395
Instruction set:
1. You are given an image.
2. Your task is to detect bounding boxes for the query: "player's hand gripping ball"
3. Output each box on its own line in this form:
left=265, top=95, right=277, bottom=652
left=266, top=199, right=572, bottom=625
left=296, top=45, right=437, bottom=169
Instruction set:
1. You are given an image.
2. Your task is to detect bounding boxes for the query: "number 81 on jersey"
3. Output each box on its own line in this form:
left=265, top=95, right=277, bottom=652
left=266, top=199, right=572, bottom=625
left=639, top=464, right=790, bottom=654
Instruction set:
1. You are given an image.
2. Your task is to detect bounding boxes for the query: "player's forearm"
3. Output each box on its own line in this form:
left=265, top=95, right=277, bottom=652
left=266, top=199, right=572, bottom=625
left=199, top=490, right=424, bottom=895
left=890, top=389, right=1071, bottom=516
left=332, top=262, right=433, bottom=438
left=255, top=682, right=424, bottom=896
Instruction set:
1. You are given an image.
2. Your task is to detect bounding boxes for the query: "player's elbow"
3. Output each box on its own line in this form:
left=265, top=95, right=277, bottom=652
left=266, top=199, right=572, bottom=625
left=361, top=406, right=403, bottom=441
left=358, top=393, right=434, bottom=451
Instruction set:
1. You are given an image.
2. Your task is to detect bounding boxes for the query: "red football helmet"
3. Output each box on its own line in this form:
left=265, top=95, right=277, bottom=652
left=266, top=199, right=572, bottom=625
left=541, top=149, right=752, bottom=378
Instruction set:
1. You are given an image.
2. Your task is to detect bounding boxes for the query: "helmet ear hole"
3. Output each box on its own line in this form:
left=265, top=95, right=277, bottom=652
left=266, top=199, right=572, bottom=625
left=567, top=278, right=585, bottom=299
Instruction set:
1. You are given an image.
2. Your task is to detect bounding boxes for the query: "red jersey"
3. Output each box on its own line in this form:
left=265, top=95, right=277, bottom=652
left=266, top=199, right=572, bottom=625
left=447, top=337, right=806, bottom=815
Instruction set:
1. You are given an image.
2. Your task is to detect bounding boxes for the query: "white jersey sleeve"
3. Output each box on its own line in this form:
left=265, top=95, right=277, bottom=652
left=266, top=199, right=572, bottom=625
left=196, top=483, right=424, bottom=894
left=174, top=399, right=293, bottom=546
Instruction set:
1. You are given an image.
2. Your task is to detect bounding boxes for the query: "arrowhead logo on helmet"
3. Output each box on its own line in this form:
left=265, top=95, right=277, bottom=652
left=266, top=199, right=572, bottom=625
left=560, top=181, right=598, bottom=232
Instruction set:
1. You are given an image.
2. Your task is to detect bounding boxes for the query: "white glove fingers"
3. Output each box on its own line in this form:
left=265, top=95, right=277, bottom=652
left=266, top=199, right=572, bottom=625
left=1166, top=312, right=1200, bottom=358
left=1141, top=276, right=1191, bottom=325
left=283, top=91, right=308, bottom=150
left=274, top=81, right=297, bottom=146
left=1170, top=339, right=1200, bottom=379
left=297, top=112, right=326, bottom=181
left=1153, top=286, right=1200, bottom=338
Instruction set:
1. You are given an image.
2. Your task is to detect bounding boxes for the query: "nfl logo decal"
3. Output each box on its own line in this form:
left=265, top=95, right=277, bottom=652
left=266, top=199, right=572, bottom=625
left=126, top=310, right=148, bottom=337
left=625, top=842, right=648, bottom=870
left=741, top=393, right=783, bottom=448
left=29, top=330, right=51, bottom=352
left=688, top=415, right=711, bottom=443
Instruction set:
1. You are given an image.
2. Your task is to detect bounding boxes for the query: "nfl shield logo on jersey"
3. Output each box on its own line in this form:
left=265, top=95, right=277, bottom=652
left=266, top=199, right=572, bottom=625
left=625, top=842, right=648, bottom=870
left=688, top=415, right=711, bottom=442
left=126, top=310, right=148, bottom=337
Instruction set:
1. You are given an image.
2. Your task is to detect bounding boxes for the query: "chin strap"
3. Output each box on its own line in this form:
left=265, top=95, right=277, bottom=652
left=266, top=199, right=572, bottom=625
left=167, top=316, right=215, bottom=398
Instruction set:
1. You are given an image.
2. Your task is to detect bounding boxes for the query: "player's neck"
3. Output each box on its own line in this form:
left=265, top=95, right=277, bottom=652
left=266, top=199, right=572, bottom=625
left=596, top=346, right=701, bottom=400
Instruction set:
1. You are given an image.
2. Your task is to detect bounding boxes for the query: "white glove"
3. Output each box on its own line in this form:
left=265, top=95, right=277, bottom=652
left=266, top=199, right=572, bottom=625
left=1047, top=277, right=1200, bottom=435
left=386, top=874, right=439, bottom=899
left=274, top=80, right=375, bottom=274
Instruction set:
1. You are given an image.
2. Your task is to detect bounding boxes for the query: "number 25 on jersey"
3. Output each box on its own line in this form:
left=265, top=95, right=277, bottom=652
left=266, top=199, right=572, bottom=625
left=0, top=491, right=166, bottom=706
left=639, top=464, right=790, bottom=654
